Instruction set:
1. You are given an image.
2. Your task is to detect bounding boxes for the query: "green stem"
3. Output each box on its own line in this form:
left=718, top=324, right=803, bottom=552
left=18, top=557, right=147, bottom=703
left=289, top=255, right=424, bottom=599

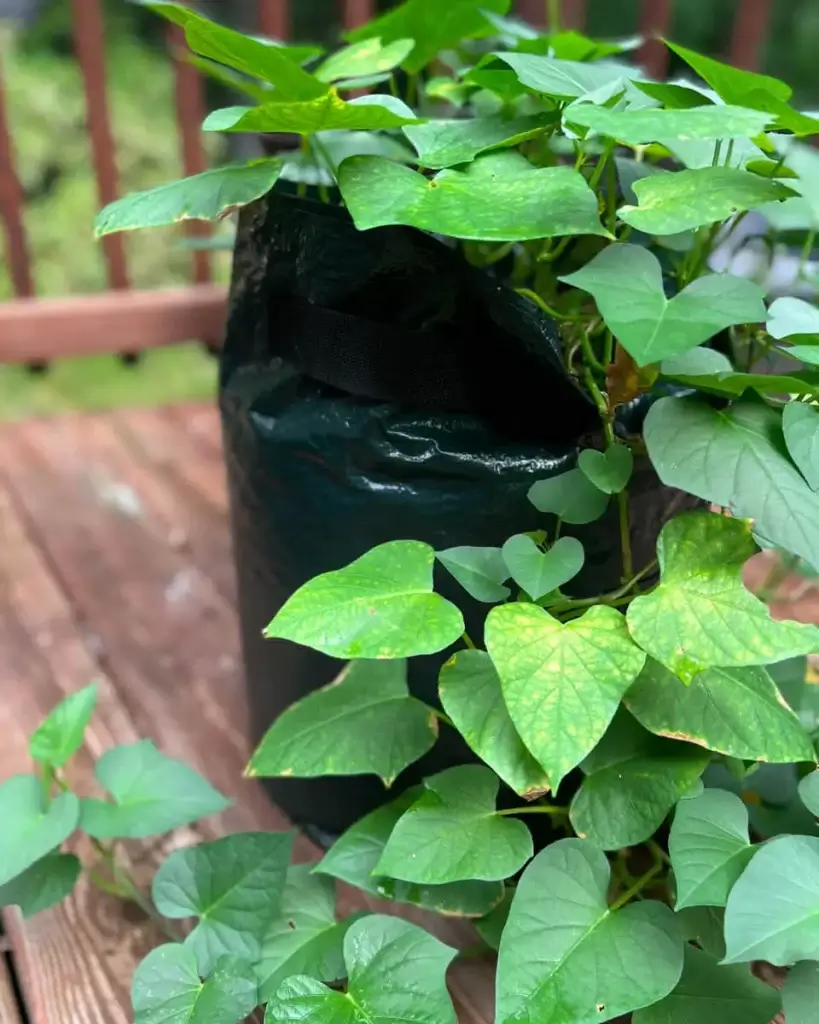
left=538, top=234, right=574, bottom=264
left=609, top=860, right=663, bottom=910
left=588, top=141, right=615, bottom=193
left=580, top=335, right=606, bottom=378
left=647, top=839, right=671, bottom=867
left=89, top=837, right=179, bottom=942
left=497, top=804, right=567, bottom=817
left=549, top=559, right=657, bottom=614
left=462, top=631, right=476, bottom=650
left=41, top=763, right=54, bottom=806
left=711, top=139, right=723, bottom=167
left=514, top=288, right=582, bottom=322
left=798, top=229, right=816, bottom=281
left=723, top=138, right=735, bottom=168
left=582, top=365, right=613, bottom=440
left=548, top=0, right=561, bottom=30
left=602, top=330, right=614, bottom=367
left=482, top=242, right=516, bottom=267
left=617, top=488, right=633, bottom=583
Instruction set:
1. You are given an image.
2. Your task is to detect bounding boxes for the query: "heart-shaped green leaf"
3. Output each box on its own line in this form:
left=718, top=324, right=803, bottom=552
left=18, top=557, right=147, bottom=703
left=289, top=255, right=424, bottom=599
left=145, top=2, right=327, bottom=99
left=724, top=834, right=819, bottom=965
left=403, top=113, right=554, bottom=169
left=644, top=397, right=819, bottom=573
left=376, top=765, right=533, bottom=884
left=799, top=770, right=819, bottom=816
left=347, top=0, right=510, bottom=74
left=95, top=161, right=282, bottom=236
left=627, top=512, right=819, bottom=683
left=203, top=93, right=421, bottom=135
left=486, top=603, right=646, bottom=789
left=131, top=944, right=258, bottom=1024
left=657, top=368, right=819, bottom=399
left=152, top=831, right=294, bottom=975
left=784, top=402, right=819, bottom=492
left=496, top=839, right=684, bottom=1024
left=618, top=167, right=795, bottom=236
left=668, top=789, right=754, bottom=910
left=660, top=347, right=733, bottom=377
left=561, top=245, right=766, bottom=366
left=0, top=852, right=81, bottom=918
left=246, top=659, right=437, bottom=785
left=578, top=444, right=634, bottom=494
left=567, top=103, right=771, bottom=144
left=436, top=546, right=510, bottom=603
left=632, top=944, right=781, bottom=1024
left=495, top=51, right=633, bottom=99
left=315, top=790, right=504, bottom=917
left=768, top=296, right=819, bottom=339
left=570, top=714, right=709, bottom=850
left=527, top=468, right=609, bottom=524
left=626, top=658, right=814, bottom=762
left=338, top=151, right=609, bottom=241
left=676, top=905, right=726, bottom=959
left=265, top=916, right=458, bottom=1024
left=265, top=540, right=464, bottom=659
left=501, top=534, right=585, bottom=600
left=79, top=740, right=229, bottom=839
left=256, top=865, right=361, bottom=1002
left=29, top=682, right=98, bottom=767
left=783, top=961, right=819, bottom=1024
left=0, top=775, right=79, bottom=887
left=439, top=649, right=549, bottom=798
left=315, top=37, right=415, bottom=82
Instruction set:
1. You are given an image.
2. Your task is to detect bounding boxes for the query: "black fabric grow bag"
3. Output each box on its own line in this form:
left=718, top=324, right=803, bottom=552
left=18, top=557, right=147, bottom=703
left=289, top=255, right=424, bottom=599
left=220, top=193, right=691, bottom=840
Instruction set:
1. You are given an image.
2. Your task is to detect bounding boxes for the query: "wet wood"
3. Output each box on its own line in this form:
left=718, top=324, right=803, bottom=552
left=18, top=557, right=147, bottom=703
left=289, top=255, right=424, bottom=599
left=0, top=407, right=487, bottom=1023
left=0, top=286, right=226, bottom=362
left=0, top=56, right=33, bottom=300
left=729, top=0, right=772, bottom=71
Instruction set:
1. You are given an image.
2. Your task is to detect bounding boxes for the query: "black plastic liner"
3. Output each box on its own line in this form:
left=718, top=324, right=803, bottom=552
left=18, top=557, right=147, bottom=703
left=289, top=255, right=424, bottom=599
left=220, top=193, right=692, bottom=840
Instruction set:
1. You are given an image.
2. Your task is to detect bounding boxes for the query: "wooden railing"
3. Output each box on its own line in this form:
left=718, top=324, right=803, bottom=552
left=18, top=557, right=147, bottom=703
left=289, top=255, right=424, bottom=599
left=0, top=0, right=774, bottom=363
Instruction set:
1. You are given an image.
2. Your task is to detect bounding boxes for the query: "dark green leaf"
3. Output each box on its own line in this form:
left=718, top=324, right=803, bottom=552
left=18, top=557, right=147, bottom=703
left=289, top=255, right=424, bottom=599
left=768, top=296, right=819, bottom=339
left=338, top=151, right=609, bottom=241
left=768, top=655, right=808, bottom=712
left=265, top=915, right=458, bottom=1024
left=203, top=93, right=420, bottom=135
left=95, top=161, right=282, bottom=236
left=627, top=512, right=819, bottom=683
left=659, top=369, right=819, bottom=399
left=632, top=945, right=780, bottom=1024
left=29, top=682, right=98, bottom=767
left=784, top=402, right=819, bottom=491
left=315, top=37, right=415, bottom=82
left=496, top=839, right=684, bottom=1024
left=475, top=888, right=513, bottom=951
left=501, top=534, right=584, bottom=600
left=495, top=51, right=633, bottom=99
left=618, top=168, right=795, bottom=236
left=561, top=245, right=765, bottom=366
left=403, top=113, right=554, bottom=169
left=527, top=468, right=609, bottom=524
left=724, top=834, right=819, bottom=964
left=578, top=444, right=634, bottom=494
left=80, top=740, right=229, bottom=839
left=783, top=960, right=819, bottom=1024
left=567, top=104, right=771, bottom=144
left=675, top=904, right=726, bottom=959
left=435, top=546, right=510, bottom=603
left=265, top=540, right=464, bottom=659
left=0, top=853, right=81, bottom=918
left=144, top=2, right=327, bottom=99
left=131, top=944, right=258, bottom=1024
left=660, top=348, right=733, bottom=376
left=626, top=658, right=815, bottom=762
left=375, top=765, right=533, bottom=884
left=152, top=831, right=293, bottom=975
left=256, top=865, right=359, bottom=1003
left=668, top=789, right=754, bottom=909
left=570, top=725, right=709, bottom=850
left=246, top=660, right=437, bottom=785
left=644, top=397, right=819, bottom=573
left=315, top=792, right=503, bottom=917
left=439, top=650, right=550, bottom=798
left=0, top=775, right=79, bottom=887
left=346, top=0, right=510, bottom=75
left=633, top=80, right=714, bottom=109
left=486, top=603, right=646, bottom=789
left=799, top=770, right=819, bottom=816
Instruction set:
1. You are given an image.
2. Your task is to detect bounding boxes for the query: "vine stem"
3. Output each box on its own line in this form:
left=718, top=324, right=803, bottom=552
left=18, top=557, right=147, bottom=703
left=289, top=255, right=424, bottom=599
left=547, top=0, right=561, bottom=31
left=549, top=559, right=657, bottom=614
left=609, top=860, right=663, bottom=910
left=618, top=489, right=633, bottom=583
left=798, top=229, right=816, bottom=281
left=497, top=804, right=567, bottom=817
left=430, top=708, right=455, bottom=729
left=41, top=762, right=54, bottom=805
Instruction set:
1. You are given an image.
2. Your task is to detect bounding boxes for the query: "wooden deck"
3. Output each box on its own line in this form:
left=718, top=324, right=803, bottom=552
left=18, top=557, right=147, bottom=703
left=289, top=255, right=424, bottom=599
left=0, top=404, right=492, bottom=1024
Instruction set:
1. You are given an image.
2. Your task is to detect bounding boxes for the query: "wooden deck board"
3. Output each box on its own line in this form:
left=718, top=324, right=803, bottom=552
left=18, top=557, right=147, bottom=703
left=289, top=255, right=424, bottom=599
left=0, top=404, right=489, bottom=1024
left=0, top=951, right=23, bottom=1024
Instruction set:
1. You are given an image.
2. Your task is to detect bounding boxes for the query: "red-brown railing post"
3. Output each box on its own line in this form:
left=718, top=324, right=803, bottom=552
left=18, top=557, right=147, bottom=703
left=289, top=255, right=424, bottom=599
left=516, top=1, right=587, bottom=31
left=341, top=0, right=375, bottom=29
left=258, top=0, right=290, bottom=41
left=0, top=55, right=34, bottom=299
left=638, top=0, right=673, bottom=79
left=729, top=0, right=773, bottom=70
left=71, top=0, right=129, bottom=291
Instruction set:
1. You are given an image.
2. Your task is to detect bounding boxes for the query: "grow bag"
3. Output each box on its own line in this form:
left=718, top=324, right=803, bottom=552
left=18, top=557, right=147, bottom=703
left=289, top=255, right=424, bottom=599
left=220, top=193, right=689, bottom=841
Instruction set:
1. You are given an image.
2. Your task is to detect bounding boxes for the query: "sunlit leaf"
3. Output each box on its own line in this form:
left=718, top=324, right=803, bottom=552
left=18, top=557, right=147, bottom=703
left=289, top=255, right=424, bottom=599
left=376, top=765, right=533, bottom=884
left=315, top=37, right=415, bottom=82
left=0, top=852, right=81, bottom=918
left=486, top=603, right=646, bottom=790
left=439, top=650, right=549, bottom=798
left=527, top=469, right=609, bottom=524
left=95, top=161, right=282, bottom=236
left=0, top=775, right=79, bottom=887
left=435, top=546, right=510, bottom=603
left=203, top=92, right=420, bottom=135
left=265, top=540, right=464, bottom=659
left=496, top=839, right=683, bottom=1024
left=561, top=245, right=765, bottom=366
left=501, top=534, right=585, bottom=600
left=29, top=683, right=98, bottom=767
left=403, top=112, right=555, bottom=169
left=566, top=103, right=771, bottom=144
left=338, top=151, right=609, bottom=241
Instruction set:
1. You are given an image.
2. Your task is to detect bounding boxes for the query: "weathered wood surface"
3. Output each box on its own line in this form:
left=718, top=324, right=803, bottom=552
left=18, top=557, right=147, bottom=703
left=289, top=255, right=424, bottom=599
left=0, top=404, right=490, bottom=1024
